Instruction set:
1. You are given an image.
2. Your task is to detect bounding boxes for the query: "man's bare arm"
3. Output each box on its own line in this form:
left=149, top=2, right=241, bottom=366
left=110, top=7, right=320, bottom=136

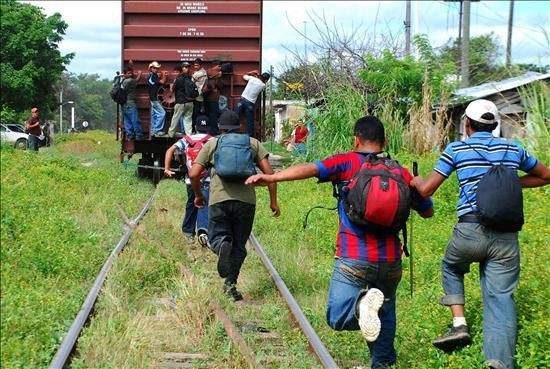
left=163, top=145, right=177, bottom=177
left=246, top=163, right=319, bottom=186
left=520, top=162, right=550, bottom=188
left=256, top=157, right=280, bottom=217
left=410, top=171, right=447, bottom=198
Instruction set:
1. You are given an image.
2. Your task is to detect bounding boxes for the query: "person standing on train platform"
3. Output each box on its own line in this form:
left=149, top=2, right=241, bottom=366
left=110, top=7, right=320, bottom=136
left=169, top=63, right=196, bottom=137
left=148, top=61, right=168, bottom=137
left=191, top=58, right=208, bottom=130
left=235, top=71, right=270, bottom=136
left=122, top=67, right=144, bottom=140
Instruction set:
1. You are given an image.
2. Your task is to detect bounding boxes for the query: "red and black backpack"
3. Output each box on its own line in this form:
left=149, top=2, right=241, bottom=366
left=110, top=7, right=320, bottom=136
left=343, top=154, right=412, bottom=235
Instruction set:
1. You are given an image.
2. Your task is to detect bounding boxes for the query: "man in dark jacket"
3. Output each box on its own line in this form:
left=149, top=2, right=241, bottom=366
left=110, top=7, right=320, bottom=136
left=148, top=61, right=168, bottom=137
left=169, top=62, right=195, bottom=137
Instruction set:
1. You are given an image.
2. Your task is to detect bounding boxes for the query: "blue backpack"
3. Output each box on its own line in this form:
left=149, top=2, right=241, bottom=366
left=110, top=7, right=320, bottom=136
left=214, top=133, right=256, bottom=182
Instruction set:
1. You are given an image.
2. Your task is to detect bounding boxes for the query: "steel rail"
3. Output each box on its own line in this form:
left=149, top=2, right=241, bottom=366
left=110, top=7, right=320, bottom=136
left=249, top=233, right=340, bottom=369
left=48, top=194, right=156, bottom=369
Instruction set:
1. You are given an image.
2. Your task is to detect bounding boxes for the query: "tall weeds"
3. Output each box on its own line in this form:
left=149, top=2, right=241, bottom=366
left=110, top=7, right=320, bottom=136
left=521, top=81, right=550, bottom=162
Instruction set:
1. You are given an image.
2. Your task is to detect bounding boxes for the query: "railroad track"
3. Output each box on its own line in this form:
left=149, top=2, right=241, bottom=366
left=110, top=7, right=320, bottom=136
left=47, top=189, right=339, bottom=369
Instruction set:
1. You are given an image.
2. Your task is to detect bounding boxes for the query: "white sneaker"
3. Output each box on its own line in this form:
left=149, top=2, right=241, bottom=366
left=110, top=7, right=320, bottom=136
left=358, top=288, right=384, bottom=342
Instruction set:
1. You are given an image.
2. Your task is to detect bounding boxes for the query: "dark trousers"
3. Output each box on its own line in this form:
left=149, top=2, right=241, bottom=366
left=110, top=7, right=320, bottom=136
left=208, top=200, right=255, bottom=285
left=234, top=98, right=255, bottom=136
left=326, top=258, right=402, bottom=368
left=182, top=182, right=210, bottom=236
left=192, top=100, right=205, bottom=132
left=205, top=100, right=220, bottom=135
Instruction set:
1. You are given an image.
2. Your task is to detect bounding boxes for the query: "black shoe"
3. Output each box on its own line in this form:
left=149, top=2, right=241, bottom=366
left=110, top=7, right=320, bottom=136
left=217, top=241, right=232, bottom=278
left=433, top=325, right=471, bottom=352
left=223, top=283, right=243, bottom=301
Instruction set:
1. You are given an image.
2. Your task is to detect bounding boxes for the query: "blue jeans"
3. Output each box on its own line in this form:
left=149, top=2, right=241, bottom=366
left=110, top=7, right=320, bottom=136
left=327, top=258, right=402, bottom=367
left=27, top=134, right=39, bottom=151
left=123, top=105, right=143, bottom=139
left=234, top=98, right=255, bottom=136
left=182, top=182, right=209, bottom=236
left=150, top=100, right=166, bottom=134
left=441, top=222, right=520, bottom=369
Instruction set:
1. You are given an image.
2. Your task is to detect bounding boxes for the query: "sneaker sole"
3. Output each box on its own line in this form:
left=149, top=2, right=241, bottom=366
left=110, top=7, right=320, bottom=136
left=433, top=332, right=471, bottom=352
left=358, top=288, right=384, bottom=342
left=217, top=241, right=232, bottom=278
left=198, top=234, right=209, bottom=248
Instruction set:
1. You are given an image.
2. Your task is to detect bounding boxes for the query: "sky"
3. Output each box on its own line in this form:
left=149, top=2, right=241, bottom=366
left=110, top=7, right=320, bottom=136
left=25, top=0, right=550, bottom=79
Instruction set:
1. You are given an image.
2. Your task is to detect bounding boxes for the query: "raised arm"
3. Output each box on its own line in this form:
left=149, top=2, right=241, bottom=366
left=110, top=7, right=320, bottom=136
left=246, top=163, right=319, bottom=186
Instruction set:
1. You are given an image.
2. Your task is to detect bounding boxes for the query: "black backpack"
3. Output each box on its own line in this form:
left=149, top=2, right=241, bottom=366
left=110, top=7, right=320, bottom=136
left=465, top=144, right=524, bottom=232
left=110, top=77, right=127, bottom=105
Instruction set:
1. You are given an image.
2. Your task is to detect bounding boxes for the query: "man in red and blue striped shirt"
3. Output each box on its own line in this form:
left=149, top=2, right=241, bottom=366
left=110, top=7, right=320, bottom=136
left=246, top=116, right=433, bottom=368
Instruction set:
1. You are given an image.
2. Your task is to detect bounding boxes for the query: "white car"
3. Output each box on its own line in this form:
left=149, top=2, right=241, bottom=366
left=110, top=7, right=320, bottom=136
left=0, top=123, right=29, bottom=149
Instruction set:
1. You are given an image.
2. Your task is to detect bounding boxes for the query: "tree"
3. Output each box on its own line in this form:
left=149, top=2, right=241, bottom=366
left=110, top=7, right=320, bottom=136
left=439, top=33, right=505, bottom=86
left=0, top=0, right=73, bottom=122
left=54, top=73, right=117, bottom=132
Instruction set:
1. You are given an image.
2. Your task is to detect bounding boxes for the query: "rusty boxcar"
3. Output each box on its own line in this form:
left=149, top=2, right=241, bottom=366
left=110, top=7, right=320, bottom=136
left=119, top=0, right=264, bottom=180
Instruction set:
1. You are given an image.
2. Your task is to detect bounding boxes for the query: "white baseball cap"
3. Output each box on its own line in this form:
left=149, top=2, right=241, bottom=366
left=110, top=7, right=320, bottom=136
left=465, top=99, right=500, bottom=125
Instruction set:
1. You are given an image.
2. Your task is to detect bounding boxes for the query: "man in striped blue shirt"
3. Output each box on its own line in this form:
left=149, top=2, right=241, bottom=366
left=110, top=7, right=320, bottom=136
left=412, top=99, right=550, bottom=369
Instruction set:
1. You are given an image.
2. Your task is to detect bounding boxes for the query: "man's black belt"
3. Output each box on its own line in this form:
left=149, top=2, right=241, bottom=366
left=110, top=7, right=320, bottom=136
left=458, top=213, right=481, bottom=223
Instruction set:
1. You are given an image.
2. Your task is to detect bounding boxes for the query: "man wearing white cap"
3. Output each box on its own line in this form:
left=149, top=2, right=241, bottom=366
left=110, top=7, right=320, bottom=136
left=148, top=61, right=168, bottom=136
left=411, top=99, right=550, bottom=369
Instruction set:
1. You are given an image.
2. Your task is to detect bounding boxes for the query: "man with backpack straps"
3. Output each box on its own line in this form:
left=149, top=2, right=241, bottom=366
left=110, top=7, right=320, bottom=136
left=164, top=116, right=213, bottom=247
left=411, top=99, right=550, bottom=369
left=246, top=116, right=433, bottom=368
left=188, top=110, right=280, bottom=301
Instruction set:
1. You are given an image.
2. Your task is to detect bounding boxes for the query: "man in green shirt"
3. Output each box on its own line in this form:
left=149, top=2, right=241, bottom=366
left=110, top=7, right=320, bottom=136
left=189, top=111, right=280, bottom=300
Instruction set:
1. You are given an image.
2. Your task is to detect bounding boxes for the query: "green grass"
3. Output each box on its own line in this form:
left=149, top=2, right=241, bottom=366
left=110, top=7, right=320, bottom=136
left=1, top=131, right=153, bottom=368
left=252, top=152, right=550, bottom=369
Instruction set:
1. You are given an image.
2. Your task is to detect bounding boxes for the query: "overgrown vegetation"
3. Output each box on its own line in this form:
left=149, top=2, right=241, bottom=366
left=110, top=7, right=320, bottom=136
left=521, top=81, right=550, bottom=163
left=253, top=152, right=550, bottom=369
left=0, top=132, right=152, bottom=368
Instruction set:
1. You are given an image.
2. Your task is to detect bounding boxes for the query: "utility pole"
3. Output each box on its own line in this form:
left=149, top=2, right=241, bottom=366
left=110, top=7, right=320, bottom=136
left=71, top=105, right=75, bottom=132
left=269, top=64, right=273, bottom=112
left=405, top=0, right=412, bottom=56
left=303, top=20, right=309, bottom=104
left=460, top=0, right=471, bottom=87
left=59, top=88, right=63, bottom=134
left=506, top=0, right=514, bottom=66
left=458, top=0, right=463, bottom=67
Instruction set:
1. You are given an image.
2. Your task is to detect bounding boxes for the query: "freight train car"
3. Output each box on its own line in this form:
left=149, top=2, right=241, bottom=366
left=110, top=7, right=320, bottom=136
left=119, top=0, right=264, bottom=180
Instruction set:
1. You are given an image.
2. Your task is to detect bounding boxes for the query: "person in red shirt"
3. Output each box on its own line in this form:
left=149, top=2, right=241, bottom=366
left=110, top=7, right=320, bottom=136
left=25, top=107, right=42, bottom=151
left=246, top=116, right=434, bottom=368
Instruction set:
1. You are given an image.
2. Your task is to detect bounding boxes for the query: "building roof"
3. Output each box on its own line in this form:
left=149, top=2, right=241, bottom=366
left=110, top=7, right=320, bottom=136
left=453, top=71, right=550, bottom=100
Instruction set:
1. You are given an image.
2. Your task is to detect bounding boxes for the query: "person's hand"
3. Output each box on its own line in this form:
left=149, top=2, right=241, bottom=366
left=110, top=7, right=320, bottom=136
left=410, top=176, right=423, bottom=189
left=163, top=70, right=168, bottom=76
left=194, top=195, right=205, bottom=208
left=245, top=174, right=273, bottom=186
left=270, top=202, right=281, bottom=217
left=164, top=169, right=175, bottom=177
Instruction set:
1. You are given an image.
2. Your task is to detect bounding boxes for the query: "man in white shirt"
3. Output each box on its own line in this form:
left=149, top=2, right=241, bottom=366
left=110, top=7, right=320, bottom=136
left=235, top=71, right=270, bottom=136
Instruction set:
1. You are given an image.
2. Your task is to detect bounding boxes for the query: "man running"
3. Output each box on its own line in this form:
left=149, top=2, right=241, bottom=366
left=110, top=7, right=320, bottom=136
left=411, top=99, right=550, bottom=369
left=246, top=116, right=433, bottom=368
